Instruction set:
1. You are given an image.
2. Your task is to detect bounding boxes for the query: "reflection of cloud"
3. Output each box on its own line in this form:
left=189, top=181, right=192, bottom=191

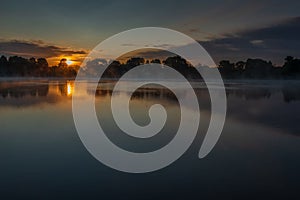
left=0, top=39, right=87, bottom=61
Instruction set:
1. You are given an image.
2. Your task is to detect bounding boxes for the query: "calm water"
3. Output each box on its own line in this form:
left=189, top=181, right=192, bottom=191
left=0, top=79, right=300, bottom=199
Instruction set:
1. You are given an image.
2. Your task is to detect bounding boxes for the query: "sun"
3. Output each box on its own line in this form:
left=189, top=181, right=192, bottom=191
left=66, top=59, right=73, bottom=65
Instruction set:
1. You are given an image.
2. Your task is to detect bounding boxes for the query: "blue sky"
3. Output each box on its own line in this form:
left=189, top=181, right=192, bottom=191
left=0, top=0, right=300, bottom=64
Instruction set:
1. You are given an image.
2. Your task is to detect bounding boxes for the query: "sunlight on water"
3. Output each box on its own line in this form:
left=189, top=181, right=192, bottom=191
left=67, top=82, right=73, bottom=96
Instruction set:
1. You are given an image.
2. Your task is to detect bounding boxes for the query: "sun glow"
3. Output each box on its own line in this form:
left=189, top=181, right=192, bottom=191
left=67, top=82, right=73, bottom=96
left=66, top=59, right=73, bottom=65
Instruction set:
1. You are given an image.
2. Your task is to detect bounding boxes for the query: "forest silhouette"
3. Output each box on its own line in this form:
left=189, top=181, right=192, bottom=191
left=0, top=55, right=299, bottom=79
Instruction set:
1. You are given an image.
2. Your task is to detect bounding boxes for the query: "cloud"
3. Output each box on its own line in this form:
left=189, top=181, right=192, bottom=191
left=250, top=40, right=264, bottom=46
left=121, top=43, right=174, bottom=48
left=1, top=16, right=299, bottom=66
left=117, top=49, right=175, bottom=62
left=0, top=39, right=87, bottom=58
left=200, top=16, right=300, bottom=64
left=110, top=17, right=300, bottom=65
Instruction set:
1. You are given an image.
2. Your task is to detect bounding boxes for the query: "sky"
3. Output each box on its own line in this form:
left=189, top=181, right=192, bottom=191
left=0, top=0, right=300, bottom=65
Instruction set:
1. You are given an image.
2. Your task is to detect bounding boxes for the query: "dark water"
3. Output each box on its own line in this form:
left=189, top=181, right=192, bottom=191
left=0, top=79, right=299, bottom=199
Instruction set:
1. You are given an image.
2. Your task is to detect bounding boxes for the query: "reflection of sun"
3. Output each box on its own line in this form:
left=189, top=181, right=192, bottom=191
left=66, top=59, right=73, bottom=65
left=67, top=82, right=73, bottom=96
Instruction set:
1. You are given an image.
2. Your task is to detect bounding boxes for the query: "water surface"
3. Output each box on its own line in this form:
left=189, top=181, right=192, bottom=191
left=0, top=79, right=299, bottom=199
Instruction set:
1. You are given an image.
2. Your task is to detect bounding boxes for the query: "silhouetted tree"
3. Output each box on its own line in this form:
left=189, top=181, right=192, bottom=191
left=163, top=56, right=188, bottom=76
left=34, top=58, right=48, bottom=76
left=58, top=58, right=68, bottom=68
left=0, top=54, right=300, bottom=79
left=37, top=58, right=48, bottom=68
left=8, top=56, right=32, bottom=76
left=29, top=57, right=36, bottom=65
left=0, top=55, right=8, bottom=75
left=126, top=57, right=145, bottom=67
left=244, top=59, right=274, bottom=79
left=163, top=56, right=190, bottom=70
left=235, top=61, right=246, bottom=71
left=282, top=56, right=300, bottom=77
left=219, top=60, right=235, bottom=78
left=150, top=59, right=161, bottom=64
left=103, top=60, right=122, bottom=78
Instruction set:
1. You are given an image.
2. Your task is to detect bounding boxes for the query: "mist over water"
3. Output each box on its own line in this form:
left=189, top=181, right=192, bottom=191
left=0, top=79, right=299, bottom=199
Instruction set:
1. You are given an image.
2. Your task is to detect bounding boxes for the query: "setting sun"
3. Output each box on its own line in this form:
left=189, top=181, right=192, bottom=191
left=66, top=59, right=73, bottom=65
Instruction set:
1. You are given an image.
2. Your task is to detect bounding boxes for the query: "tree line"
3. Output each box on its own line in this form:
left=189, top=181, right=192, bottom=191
left=0, top=55, right=299, bottom=79
left=0, top=56, right=78, bottom=77
left=218, top=56, right=300, bottom=79
left=100, top=56, right=300, bottom=79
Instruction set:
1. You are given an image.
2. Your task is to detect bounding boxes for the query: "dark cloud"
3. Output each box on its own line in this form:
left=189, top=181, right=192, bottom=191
left=201, top=17, right=300, bottom=65
left=0, top=40, right=87, bottom=58
left=118, top=49, right=175, bottom=62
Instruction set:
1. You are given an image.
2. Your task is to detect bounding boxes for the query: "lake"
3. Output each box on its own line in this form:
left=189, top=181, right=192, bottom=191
left=0, top=79, right=299, bottom=199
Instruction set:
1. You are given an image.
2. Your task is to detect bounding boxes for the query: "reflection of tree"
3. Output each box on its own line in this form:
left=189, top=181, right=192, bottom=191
left=0, top=81, right=75, bottom=107
left=58, top=81, right=74, bottom=96
left=131, top=88, right=178, bottom=102
left=0, top=83, right=49, bottom=98
left=95, top=88, right=112, bottom=97
left=227, top=87, right=271, bottom=100
left=1, top=80, right=300, bottom=106
left=224, top=84, right=300, bottom=103
left=282, top=85, right=300, bottom=103
left=89, top=85, right=178, bottom=102
left=88, top=82, right=300, bottom=103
